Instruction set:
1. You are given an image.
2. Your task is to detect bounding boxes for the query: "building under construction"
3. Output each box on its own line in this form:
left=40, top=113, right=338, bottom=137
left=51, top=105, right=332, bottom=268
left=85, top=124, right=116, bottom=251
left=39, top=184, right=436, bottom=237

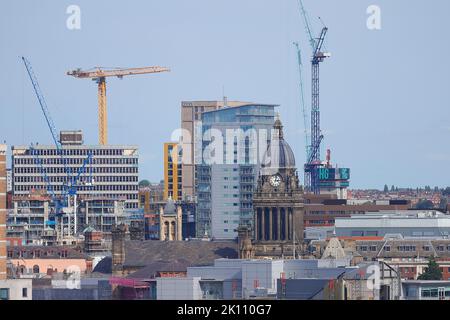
left=6, top=192, right=128, bottom=244
left=9, top=131, right=138, bottom=243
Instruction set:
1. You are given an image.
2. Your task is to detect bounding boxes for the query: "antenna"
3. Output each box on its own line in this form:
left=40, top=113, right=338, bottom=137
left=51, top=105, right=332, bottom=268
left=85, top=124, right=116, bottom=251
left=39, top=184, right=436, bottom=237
left=222, top=85, right=228, bottom=108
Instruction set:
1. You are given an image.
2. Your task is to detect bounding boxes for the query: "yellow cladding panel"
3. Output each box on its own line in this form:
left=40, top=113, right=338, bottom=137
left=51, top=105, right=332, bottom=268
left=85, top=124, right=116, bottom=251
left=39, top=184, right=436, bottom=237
left=164, top=143, right=180, bottom=201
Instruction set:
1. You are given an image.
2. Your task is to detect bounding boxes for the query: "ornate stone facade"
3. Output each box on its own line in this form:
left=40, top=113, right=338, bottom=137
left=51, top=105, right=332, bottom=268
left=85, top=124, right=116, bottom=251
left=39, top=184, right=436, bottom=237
left=159, top=198, right=182, bottom=241
left=239, top=117, right=305, bottom=259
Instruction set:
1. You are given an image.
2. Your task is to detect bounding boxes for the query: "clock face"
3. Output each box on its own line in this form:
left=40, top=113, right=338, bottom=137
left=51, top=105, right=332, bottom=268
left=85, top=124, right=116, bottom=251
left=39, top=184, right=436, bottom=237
left=269, top=174, right=281, bottom=187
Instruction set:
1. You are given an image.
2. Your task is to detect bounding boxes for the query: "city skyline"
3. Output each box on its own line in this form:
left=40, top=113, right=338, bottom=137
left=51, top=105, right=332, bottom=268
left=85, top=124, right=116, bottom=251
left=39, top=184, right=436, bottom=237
left=1, top=0, right=449, bottom=189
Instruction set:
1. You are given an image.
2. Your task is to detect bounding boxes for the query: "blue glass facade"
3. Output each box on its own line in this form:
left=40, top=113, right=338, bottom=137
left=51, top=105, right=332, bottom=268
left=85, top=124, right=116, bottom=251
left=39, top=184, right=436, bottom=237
left=196, top=104, right=276, bottom=239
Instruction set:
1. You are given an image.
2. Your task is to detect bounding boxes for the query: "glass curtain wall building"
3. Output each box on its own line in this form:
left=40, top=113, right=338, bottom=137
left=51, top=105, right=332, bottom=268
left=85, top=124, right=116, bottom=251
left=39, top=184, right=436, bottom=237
left=196, top=104, right=276, bottom=239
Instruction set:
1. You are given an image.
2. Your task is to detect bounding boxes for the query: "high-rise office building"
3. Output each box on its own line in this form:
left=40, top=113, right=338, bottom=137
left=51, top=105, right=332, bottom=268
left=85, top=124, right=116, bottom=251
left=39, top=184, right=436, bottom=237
left=0, top=144, right=7, bottom=280
left=11, top=131, right=139, bottom=209
left=196, top=104, right=276, bottom=239
left=180, top=100, right=251, bottom=200
left=163, top=142, right=182, bottom=200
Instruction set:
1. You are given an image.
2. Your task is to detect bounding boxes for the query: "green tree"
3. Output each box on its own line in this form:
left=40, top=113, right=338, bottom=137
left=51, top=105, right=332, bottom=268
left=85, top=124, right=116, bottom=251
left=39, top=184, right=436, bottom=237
left=415, top=199, right=434, bottom=210
left=418, top=257, right=442, bottom=280
left=443, top=187, right=450, bottom=196
left=139, top=179, right=151, bottom=187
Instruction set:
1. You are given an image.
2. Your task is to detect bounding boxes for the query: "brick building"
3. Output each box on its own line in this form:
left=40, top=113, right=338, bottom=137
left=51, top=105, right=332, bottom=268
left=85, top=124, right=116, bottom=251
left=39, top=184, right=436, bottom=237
left=0, top=144, right=6, bottom=280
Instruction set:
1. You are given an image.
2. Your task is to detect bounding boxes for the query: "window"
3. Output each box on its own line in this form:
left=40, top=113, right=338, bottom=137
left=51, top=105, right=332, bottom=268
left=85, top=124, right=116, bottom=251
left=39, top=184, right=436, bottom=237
left=421, top=288, right=438, bottom=298
left=33, top=265, right=40, bottom=274
left=22, top=288, right=28, bottom=298
left=0, top=288, right=9, bottom=300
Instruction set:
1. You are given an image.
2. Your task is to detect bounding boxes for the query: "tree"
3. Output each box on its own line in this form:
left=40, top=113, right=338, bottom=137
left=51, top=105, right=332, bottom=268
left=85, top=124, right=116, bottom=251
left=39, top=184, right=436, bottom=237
left=415, top=199, right=434, bottom=210
left=418, top=257, right=442, bottom=280
left=443, top=187, right=450, bottom=196
left=383, top=184, right=389, bottom=193
left=439, top=197, right=448, bottom=210
left=139, top=179, right=151, bottom=187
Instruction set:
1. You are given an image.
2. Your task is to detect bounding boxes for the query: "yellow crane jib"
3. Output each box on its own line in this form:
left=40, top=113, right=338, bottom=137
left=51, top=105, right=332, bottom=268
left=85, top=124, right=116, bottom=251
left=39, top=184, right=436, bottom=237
left=67, top=66, right=170, bottom=145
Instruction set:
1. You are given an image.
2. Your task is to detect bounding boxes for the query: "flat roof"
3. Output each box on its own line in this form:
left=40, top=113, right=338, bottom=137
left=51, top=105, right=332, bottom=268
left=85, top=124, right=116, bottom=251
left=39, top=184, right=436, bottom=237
left=12, top=145, right=138, bottom=149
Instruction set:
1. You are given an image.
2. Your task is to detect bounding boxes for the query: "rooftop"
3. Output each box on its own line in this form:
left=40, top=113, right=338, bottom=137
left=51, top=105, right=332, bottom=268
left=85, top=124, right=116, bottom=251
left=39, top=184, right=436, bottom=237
left=123, top=240, right=239, bottom=268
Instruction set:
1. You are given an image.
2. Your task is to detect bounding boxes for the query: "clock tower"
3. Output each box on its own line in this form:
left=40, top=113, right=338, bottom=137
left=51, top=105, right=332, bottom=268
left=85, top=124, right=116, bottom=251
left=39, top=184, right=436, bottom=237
left=247, top=116, right=305, bottom=259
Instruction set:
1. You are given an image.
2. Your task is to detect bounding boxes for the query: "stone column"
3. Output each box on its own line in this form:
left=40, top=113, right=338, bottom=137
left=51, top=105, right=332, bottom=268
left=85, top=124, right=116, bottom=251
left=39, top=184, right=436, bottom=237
left=269, top=208, right=273, bottom=241
left=261, top=208, right=266, bottom=241
left=177, top=206, right=182, bottom=241
left=277, top=208, right=281, bottom=241
left=284, top=209, right=288, bottom=241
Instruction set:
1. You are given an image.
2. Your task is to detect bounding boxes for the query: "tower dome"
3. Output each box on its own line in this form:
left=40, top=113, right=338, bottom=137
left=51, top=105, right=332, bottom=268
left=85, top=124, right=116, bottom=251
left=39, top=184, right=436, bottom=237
left=260, top=115, right=296, bottom=175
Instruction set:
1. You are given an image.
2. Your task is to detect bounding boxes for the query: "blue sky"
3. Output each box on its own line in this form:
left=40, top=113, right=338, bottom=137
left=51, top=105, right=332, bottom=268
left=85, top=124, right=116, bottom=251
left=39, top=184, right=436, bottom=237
left=1, top=0, right=449, bottom=189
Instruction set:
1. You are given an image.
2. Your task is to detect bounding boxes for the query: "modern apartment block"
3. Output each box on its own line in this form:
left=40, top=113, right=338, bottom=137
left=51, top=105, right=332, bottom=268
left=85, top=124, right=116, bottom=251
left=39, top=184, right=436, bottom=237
left=180, top=100, right=251, bottom=200
left=196, top=104, right=276, bottom=239
left=0, top=144, right=7, bottom=280
left=163, top=142, right=182, bottom=200
left=11, top=131, right=139, bottom=209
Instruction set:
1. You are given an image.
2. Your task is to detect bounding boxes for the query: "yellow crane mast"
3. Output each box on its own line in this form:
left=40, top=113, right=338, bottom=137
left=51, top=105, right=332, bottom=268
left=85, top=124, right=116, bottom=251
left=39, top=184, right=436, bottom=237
left=67, top=66, right=170, bottom=145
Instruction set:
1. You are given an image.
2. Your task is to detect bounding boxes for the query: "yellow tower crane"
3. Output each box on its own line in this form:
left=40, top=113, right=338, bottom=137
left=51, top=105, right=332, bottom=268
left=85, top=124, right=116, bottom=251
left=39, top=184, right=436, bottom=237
left=67, top=66, right=170, bottom=145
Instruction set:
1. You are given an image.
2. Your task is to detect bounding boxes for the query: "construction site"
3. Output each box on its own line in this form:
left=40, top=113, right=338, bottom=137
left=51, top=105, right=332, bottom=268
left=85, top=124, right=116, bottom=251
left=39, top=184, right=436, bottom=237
left=4, top=57, right=170, bottom=246
left=4, top=0, right=377, bottom=247
left=1, top=0, right=449, bottom=304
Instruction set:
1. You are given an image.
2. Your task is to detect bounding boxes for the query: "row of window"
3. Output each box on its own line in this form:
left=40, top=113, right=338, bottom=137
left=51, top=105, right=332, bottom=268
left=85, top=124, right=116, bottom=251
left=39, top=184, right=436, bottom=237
left=15, top=157, right=137, bottom=165
left=222, top=220, right=239, bottom=224
left=14, top=176, right=138, bottom=183
left=0, top=288, right=28, bottom=300
left=7, top=250, right=68, bottom=258
left=421, top=288, right=450, bottom=298
left=26, top=148, right=130, bottom=156
left=14, top=184, right=138, bottom=191
left=357, top=245, right=450, bottom=252
left=15, top=167, right=138, bottom=174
